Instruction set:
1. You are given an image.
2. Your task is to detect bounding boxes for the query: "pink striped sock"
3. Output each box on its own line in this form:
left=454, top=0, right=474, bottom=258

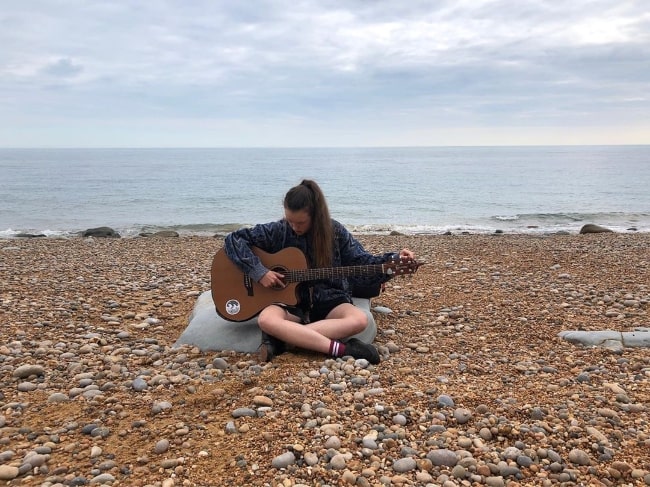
left=328, top=340, right=346, bottom=357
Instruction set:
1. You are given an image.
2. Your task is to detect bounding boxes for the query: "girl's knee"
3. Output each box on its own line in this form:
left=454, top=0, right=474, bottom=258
left=350, top=312, right=368, bottom=334
left=258, top=307, right=280, bottom=333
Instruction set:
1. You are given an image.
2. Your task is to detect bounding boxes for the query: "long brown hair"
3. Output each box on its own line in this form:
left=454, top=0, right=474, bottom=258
left=284, top=179, right=333, bottom=267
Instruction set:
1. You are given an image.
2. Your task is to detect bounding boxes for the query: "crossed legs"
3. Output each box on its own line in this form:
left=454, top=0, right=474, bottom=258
left=257, top=302, right=368, bottom=354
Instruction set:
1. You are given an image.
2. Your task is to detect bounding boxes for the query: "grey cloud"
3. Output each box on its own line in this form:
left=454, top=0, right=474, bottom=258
left=42, top=58, right=83, bottom=77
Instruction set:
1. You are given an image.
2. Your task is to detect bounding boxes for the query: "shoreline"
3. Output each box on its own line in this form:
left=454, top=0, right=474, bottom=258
left=1, top=223, right=648, bottom=240
left=1, top=233, right=648, bottom=485
left=2, top=211, right=650, bottom=240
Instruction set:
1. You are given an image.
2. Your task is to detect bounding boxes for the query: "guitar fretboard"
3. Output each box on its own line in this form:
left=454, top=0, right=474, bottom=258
left=284, top=264, right=388, bottom=283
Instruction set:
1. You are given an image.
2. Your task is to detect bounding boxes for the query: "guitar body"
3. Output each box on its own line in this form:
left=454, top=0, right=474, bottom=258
left=211, top=245, right=422, bottom=323
left=211, top=247, right=307, bottom=322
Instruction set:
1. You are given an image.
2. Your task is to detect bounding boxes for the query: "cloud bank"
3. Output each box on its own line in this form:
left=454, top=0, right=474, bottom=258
left=1, top=0, right=649, bottom=147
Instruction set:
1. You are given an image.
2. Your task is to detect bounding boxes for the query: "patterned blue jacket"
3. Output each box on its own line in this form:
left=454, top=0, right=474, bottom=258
left=223, top=219, right=397, bottom=307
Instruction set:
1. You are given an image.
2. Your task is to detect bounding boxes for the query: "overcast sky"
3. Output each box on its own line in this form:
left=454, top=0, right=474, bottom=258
left=1, top=1, right=649, bottom=147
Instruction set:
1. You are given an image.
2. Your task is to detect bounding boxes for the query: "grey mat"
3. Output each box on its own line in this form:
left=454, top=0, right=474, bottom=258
left=173, top=291, right=377, bottom=353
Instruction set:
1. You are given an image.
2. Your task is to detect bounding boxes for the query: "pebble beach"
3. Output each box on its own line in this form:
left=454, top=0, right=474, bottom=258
left=1, top=233, right=648, bottom=487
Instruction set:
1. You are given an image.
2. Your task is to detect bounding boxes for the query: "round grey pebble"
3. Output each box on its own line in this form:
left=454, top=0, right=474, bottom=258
left=0, top=465, right=19, bottom=481
left=97, top=459, right=116, bottom=471
left=13, top=364, right=45, bottom=379
left=271, top=451, right=296, bottom=469
left=154, top=439, right=170, bottom=454
left=569, top=448, right=591, bottom=466
left=82, top=389, right=104, bottom=400
left=530, top=407, right=546, bottom=420
left=373, top=306, right=392, bottom=314
left=17, top=382, right=38, bottom=392
left=0, top=451, right=15, bottom=462
left=362, top=437, right=378, bottom=449
left=132, top=377, right=148, bottom=391
left=393, top=414, right=407, bottom=426
left=161, top=458, right=180, bottom=469
left=152, top=401, right=172, bottom=414
left=304, top=452, right=319, bottom=466
left=437, top=394, right=455, bottom=407
left=213, top=358, right=229, bottom=370
left=451, top=464, right=466, bottom=478
left=81, top=423, right=99, bottom=435
left=329, top=454, right=347, bottom=470
left=454, top=408, right=472, bottom=424
left=499, top=465, right=521, bottom=477
left=485, top=476, right=505, bottom=487
left=90, top=427, right=110, bottom=438
left=354, top=358, right=370, bottom=368
left=503, top=447, right=521, bottom=460
left=427, top=449, right=458, bottom=467
left=232, top=407, right=256, bottom=418
left=90, top=473, right=116, bottom=484
left=23, top=452, right=48, bottom=467
left=47, top=392, right=70, bottom=403
left=225, top=421, right=237, bottom=434
left=393, top=457, right=417, bottom=473
left=517, top=455, right=534, bottom=467
left=324, top=436, right=341, bottom=449
left=479, top=427, right=493, bottom=440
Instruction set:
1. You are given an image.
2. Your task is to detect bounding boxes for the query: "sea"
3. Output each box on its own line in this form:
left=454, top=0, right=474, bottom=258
left=1, top=146, right=649, bottom=238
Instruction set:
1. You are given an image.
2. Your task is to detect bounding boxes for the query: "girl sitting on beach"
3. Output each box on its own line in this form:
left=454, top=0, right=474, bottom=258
left=223, top=179, right=415, bottom=363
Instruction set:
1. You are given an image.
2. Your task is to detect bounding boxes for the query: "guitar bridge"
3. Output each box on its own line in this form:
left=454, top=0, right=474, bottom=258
left=244, top=274, right=254, bottom=296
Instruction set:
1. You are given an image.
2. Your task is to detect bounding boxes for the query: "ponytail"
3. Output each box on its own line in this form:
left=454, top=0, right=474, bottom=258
left=284, top=180, right=333, bottom=267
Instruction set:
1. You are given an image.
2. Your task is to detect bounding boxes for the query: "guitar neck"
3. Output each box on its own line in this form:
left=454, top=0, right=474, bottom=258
left=285, top=264, right=387, bottom=283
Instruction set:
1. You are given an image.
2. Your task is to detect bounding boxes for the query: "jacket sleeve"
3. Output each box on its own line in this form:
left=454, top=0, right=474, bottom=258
left=335, top=221, right=399, bottom=268
left=223, top=221, right=286, bottom=282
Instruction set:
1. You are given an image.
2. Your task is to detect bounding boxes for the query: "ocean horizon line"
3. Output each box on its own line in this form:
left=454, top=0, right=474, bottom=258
left=2, top=143, right=650, bottom=150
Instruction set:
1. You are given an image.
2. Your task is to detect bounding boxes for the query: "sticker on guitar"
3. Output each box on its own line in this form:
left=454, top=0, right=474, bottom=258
left=225, top=299, right=241, bottom=315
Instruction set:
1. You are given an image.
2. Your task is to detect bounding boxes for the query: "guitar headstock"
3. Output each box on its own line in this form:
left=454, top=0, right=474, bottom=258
left=384, top=256, right=424, bottom=276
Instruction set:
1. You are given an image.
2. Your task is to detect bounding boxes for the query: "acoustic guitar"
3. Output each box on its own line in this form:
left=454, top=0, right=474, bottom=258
left=211, top=246, right=422, bottom=322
